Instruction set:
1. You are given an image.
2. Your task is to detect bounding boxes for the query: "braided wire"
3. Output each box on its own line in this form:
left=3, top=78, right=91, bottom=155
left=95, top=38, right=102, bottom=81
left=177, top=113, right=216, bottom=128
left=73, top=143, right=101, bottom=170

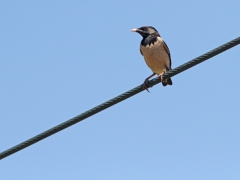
left=0, top=36, right=239, bottom=160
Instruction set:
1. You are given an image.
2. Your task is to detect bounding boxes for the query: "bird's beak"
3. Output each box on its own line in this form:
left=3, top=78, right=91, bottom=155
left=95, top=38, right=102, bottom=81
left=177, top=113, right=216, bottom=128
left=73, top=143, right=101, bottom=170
left=130, top=28, right=138, bottom=32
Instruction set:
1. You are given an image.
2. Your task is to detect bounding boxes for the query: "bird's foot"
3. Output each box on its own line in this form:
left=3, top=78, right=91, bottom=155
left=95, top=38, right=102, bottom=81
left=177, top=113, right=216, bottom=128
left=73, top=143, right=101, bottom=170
left=142, top=73, right=156, bottom=93
left=158, top=70, right=166, bottom=81
left=142, top=79, right=150, bottom=93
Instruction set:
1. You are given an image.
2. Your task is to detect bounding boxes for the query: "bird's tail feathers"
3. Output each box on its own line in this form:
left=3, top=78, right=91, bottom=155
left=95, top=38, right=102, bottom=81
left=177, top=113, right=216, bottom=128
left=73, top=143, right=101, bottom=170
left=162, top=78, right=173, bottom=86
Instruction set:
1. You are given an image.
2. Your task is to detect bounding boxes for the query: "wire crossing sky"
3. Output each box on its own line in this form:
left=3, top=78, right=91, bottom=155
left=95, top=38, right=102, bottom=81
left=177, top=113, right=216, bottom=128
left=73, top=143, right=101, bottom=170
left=1, top=36, right=239, bottom=161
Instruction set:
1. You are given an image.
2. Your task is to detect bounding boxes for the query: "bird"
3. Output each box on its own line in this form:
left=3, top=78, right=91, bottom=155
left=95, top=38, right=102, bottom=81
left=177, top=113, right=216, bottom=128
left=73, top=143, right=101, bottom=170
left=131, top=26, right=172, bottom=92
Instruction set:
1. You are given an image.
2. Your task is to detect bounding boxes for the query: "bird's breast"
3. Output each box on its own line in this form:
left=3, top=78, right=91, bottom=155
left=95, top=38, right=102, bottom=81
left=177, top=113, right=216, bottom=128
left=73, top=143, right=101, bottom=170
left=140, top=37, right=170, bottom=74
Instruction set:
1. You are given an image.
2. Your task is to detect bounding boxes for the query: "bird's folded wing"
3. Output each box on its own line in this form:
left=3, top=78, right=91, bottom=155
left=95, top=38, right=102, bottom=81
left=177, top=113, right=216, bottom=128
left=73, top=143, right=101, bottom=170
left=163, top=40, right=172, bottom=69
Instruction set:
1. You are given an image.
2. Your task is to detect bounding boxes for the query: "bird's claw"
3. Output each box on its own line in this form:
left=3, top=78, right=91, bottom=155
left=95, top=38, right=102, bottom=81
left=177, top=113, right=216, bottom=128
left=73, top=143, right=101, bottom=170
left=158, top=70, right=166, bottom=81
left=142, top=73, right=156, bottom=92
left=142, top=79, right=150, bottom=93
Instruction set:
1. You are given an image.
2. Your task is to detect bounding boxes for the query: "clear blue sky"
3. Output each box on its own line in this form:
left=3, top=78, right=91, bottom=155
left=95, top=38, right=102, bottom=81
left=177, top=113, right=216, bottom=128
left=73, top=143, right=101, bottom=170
left=1, top=1, right=240, bottom=179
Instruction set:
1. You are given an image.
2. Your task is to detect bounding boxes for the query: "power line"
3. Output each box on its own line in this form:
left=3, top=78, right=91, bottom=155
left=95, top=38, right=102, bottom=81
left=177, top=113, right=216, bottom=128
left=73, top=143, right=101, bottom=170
left=0, top=37, right=239, bottom=160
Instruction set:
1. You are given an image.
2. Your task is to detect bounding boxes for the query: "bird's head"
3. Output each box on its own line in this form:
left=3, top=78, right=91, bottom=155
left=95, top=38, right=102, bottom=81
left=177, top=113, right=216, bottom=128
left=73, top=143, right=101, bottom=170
left=131, top=26, right=159, bottom=38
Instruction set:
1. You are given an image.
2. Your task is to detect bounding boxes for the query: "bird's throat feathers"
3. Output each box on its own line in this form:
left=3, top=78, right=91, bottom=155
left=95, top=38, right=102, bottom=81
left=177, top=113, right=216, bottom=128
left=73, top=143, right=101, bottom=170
left=141, top=34, right=159, bottom=46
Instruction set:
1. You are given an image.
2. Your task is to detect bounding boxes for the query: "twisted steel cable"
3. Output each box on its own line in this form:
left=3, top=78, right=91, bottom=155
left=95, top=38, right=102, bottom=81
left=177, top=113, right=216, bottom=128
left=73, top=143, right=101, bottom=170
left=0, top=36, right=240, bottom=160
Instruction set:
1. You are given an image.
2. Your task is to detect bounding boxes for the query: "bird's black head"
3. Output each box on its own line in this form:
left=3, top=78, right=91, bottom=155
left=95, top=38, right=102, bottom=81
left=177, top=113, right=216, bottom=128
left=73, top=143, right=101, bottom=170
left=131, top=26, right=160, bottom=38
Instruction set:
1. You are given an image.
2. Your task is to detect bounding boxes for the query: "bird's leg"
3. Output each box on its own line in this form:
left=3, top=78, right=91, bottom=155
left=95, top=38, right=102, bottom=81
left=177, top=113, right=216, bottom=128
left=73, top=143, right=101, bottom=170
left=142, top=73, right=156, bottom=92
left=158, top=70, right=166, bottom=82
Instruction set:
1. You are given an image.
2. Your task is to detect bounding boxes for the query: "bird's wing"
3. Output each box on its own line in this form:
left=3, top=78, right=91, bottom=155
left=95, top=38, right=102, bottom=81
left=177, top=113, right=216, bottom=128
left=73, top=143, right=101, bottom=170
left=162, top=40, right=172, bottom=70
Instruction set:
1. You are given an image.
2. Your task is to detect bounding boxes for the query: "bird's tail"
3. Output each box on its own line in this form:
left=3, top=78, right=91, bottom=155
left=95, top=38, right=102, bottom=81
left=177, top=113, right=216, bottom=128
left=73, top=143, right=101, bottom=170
left=162, top=78, right=173, bottom=86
